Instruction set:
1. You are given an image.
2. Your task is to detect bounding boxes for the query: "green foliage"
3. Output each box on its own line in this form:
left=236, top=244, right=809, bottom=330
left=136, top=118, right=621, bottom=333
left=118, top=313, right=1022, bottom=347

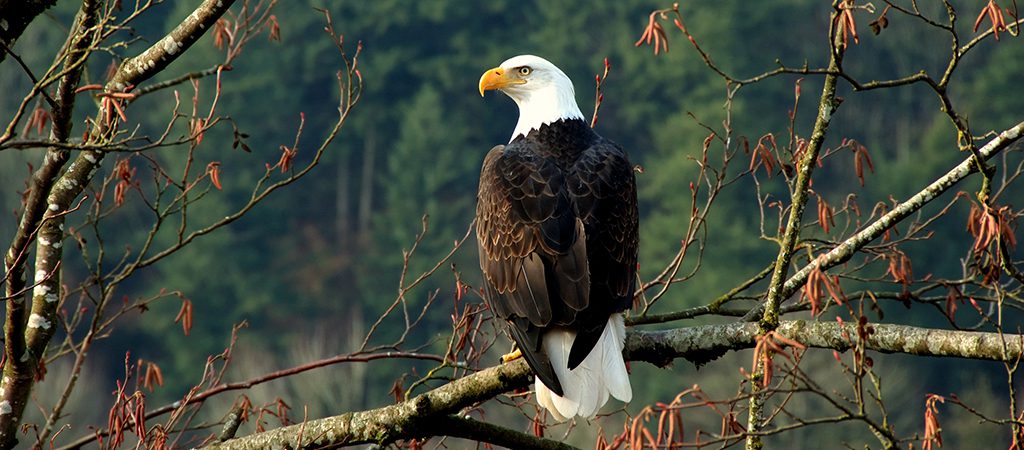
left=4, top=0, right=1024, bottom=447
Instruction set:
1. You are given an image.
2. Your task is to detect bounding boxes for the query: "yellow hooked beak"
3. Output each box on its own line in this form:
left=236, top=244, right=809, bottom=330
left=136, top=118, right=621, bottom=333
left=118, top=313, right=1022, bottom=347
left=478, top=67, right=525, bottom=96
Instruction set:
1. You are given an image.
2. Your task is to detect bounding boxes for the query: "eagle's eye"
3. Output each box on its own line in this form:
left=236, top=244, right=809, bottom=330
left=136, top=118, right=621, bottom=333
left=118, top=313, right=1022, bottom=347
left=517, top=66, right=532, bottom=76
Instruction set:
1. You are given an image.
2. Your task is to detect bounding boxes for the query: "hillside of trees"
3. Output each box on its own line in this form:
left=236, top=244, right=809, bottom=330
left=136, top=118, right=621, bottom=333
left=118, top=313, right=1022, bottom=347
left=1, top=1, right=1023, bottom=448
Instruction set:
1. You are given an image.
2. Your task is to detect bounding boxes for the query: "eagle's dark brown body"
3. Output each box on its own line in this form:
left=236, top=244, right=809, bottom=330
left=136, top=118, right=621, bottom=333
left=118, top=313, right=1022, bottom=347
left=476, top=118, right=638, bottom=396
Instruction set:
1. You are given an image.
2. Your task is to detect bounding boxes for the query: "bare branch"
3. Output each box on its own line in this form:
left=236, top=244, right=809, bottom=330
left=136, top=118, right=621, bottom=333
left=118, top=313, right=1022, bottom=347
left=427, top=415, right=580, bottom=450
left=56, top=352, right=441, bottom=450
left=204, top=359, right=534, bottom=449
left=761, top=1, right=846, bottom=330
left=627, top=322, right=1024, bottom=367
left=0, top=1, right=238, bottom=447
left=204, top=322, right=1023, bottom=448
left=744, top=119, right=1024, bottom=322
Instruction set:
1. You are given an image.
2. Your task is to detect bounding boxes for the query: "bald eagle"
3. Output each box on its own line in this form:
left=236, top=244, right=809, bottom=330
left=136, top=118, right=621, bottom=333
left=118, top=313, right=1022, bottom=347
left=476, top=55, right=637, bottom=421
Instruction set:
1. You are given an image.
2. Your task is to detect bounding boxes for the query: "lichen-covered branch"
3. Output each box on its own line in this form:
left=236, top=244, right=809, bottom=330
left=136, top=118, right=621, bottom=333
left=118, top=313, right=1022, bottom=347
left=0, top=1, right=102, bottom=447
left=760, top=22, right=843, bottom=330
left=746, top=5, right=846, bottom=447
left=207, top=322, right=1022, bottom=449
left=626, top=321, right=1023, bottom=366
left=426, top=415, right=580, bottom=450
left=739, top=119, right=1024, bottom=324
left=107, top=0, right=235, bottom=91
left=204, top=359, right=534, bottom=449
left=0, top=1, right=236, bottom=448
left=780, top=120, right=1024, bottom=297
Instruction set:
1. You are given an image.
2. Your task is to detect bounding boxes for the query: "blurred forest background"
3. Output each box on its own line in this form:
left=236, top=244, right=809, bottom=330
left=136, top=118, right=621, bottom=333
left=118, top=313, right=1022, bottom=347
left=2, top=0, right=1022, bottom=448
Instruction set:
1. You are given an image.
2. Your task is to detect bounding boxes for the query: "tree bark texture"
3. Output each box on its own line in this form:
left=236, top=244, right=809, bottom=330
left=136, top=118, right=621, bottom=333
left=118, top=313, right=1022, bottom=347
left=208, top=322, right=1023, bottom=449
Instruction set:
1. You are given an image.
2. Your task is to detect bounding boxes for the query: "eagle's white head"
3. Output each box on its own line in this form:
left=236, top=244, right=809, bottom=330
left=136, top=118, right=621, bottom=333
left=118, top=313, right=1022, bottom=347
left=479, top=55, right=585, bottom=142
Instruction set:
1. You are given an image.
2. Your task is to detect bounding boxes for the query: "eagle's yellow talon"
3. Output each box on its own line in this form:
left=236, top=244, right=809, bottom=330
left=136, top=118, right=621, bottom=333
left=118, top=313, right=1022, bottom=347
left=501, top=348, right=523, bottom=363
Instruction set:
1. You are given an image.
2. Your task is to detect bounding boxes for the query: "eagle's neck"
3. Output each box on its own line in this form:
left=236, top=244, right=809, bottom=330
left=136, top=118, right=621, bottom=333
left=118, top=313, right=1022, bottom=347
left=509, top=83, right=585, bottom=142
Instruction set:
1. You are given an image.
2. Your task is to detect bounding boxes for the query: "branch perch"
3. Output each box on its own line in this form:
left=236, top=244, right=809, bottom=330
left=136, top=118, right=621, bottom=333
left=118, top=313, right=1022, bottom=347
left=626, top=321, right=1024, bottom=366
left=208, top=322, right=1023, bottom=449
left=204, top=359, right=534, bottom=449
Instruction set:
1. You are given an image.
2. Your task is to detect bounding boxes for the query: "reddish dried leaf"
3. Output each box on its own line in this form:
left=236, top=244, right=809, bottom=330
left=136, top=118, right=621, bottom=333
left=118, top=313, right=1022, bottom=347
left=277, top=145, right=298, bottom=173
left=923, top=394, right=945, bottom=450
left=109, top=97, right=127, bottom=122
left=974, top=0, right=1008, bottom=40
left=816, top=194, right=835, bottom=234
left=114, top=158, right=133, bottom=181
left=834, top=1, right=861, bottom=49
left=390, top=377, right=406, bottom=403
left=268, top=14, right=281, bottom=42
left=275, top=398, right=291, bottom=425
left=114, top=180, right=129, bottom=207
left=750, top=331, right=805, bottom=387
left=214, top=18, right=230, bottom=49
left=143, top=361, right=164, bottom=391
left=21, top=106, right=50, bottom=137
left=635, top=11, right=669, bottom=55
left=642, top=428, right=658, bottom=449
left=810, top=270, right=847, bottom=310
left=75, top=83, right=104, bottom=94
left=191, top=117, right=207, bottom=145
left=206, top=162, right=223, bottom=190
left=967, top=202, right=1016, bottom=255
left=749, top=134, right=779, bottom=178
left=101, top=97, right=118, bottom=128
left=852, top=141, right=874, bottom=186
left=803, top=267, right=824, bottom=315
left=174, top=298, right=193, bottom=336
left=944, top=284, right=963, bottom=320
left=532, top=412, right=545, bottom=437
left=885, top=249, right=914, bottom=286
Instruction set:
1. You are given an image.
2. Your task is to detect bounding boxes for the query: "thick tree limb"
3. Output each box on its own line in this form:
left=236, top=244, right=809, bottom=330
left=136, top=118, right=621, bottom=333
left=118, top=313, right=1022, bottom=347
left=208, top=322, right=1022, bottom=449
left=0, top=1, right=237, bottom=448
left=427, top=415, right=580, bottom=450
left=107, top=0, right=235, bottom=91
left=626, top=321, right=1024, bottom=367
left=204, top=359, right=534, bottom=449
left=0, top=1, right=103, bottom=447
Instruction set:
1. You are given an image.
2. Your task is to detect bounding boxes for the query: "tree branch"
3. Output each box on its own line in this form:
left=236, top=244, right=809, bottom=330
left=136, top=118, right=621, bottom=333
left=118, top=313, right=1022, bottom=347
left=0, top=1, right=103, bottom=447
left=204, top=359, right=533, bottom=449
left=56, top=352, right=442, bottom=450
left=627, top=321, right=1024, bottom=366
left=427, top=415, right=580, bottom=450
left=746, top=5, right=847, bottom=446
left=743, top=119, right=1024, bottom=322
left=761, top=1, right=846, bottom=331
left=207, top=322, right=1022, bottom=449
left=0, top=1, right=238, bottom=447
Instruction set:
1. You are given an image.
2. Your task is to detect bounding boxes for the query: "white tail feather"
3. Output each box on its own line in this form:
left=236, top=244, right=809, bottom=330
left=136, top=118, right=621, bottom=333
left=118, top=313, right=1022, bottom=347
left=534, top=314, right=632, bottom=421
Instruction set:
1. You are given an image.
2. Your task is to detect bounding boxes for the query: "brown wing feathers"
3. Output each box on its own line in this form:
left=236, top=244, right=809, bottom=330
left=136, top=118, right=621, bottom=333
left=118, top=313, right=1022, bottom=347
left=477, top=145, right=588, bottom=327
left=564, top=144, right=638, bottom=368
left=477, top=132, right=638, bottom=394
